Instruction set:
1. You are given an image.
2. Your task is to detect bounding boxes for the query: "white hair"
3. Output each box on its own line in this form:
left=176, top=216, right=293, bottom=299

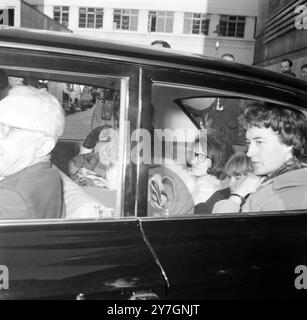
left=6, top=85, right=65, bottom=140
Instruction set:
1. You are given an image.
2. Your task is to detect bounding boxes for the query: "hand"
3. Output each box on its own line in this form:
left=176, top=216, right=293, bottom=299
left=148, top=174, right=168, bottom=209
left=232, top=174, right=265, bottom=198
left=151, top=193, right=168, bottom=209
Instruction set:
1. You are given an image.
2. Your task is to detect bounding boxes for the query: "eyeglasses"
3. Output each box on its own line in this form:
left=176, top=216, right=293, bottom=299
left=0, top=121, right=50, bottom=140
left=187, top=150, right=208, bottom=162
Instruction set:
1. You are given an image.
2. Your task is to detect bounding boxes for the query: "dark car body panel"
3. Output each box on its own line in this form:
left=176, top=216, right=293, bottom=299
left=0, top=28, right=307, bottom=299
left=0, top=220, right=165, bottom=299
left=140, top=214, right=307, bottom=299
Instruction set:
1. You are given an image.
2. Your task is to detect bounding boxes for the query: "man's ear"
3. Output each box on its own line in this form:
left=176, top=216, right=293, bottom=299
left=37, top=136, right=56, bottom=158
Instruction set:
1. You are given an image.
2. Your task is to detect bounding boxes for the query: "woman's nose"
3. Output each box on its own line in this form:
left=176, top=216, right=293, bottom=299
left=246, top=142, right=256, bottom=157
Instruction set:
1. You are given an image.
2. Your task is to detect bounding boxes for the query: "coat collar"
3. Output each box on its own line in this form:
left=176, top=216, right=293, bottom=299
left=271, top=167, right=307, bottom=190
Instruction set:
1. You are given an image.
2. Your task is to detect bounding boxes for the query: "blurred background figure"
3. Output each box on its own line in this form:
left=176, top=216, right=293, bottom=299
left=0, top=69, right=10, bottom=100
left=221, top=53, right=235, bottom=61
left=301, top=64, right=307, bottom=80
left=47, top=80, right=69, bottom=108
left=151, top=40, right=171, bottom=48
left=280, top=59, right=296, bottom=77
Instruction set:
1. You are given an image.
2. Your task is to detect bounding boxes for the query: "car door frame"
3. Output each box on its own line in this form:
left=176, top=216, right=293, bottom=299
left=136, top=65, right=307, bottom=299
left=0, top=45, right=166, bottom=299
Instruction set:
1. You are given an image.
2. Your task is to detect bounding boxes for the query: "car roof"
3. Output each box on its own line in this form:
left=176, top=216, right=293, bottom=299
left=1, top=27, right=307, bottom=95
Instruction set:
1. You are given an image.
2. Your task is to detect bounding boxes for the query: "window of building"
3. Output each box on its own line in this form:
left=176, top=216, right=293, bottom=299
left=218, top=15, right=245, bottom=38
left=148, top=11, right=174, bottom=33
left=183, top=12, right=210, bottom=35
left=53, top=6, right=69, bottom=27
left=0, top=8, right=14, bottom=26
left=79, top=7, right=104, bottom=29
left=113, top=9, right=138, bottom=31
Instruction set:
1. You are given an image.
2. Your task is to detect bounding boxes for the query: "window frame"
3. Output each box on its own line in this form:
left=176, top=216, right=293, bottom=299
left=78, top=7, right=104, bottom=29
left=183, top=12, right=210, bottom=35
left=0, top=64, right=131, bottom=224
left=53, top=6, right=69, bottom=28
left=148, top=10, right=174, bottom=33
left=219, top=15, right=246, bottom=38
left=137, top=67, right=307, bottom=219
left=113, top=8, right=139, bottom=31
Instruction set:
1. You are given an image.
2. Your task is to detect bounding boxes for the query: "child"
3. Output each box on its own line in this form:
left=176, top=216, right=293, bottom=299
left=225, top=153, right=254, bottom=193
left=212, top=153, right=254, bottom=213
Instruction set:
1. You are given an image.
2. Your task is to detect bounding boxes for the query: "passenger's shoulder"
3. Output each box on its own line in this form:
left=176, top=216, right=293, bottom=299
left=273, top=167, right=307, bottom=190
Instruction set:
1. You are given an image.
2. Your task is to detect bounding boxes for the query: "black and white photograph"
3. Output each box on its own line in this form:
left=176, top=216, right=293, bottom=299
left=1, top=0, right=307, bottom=302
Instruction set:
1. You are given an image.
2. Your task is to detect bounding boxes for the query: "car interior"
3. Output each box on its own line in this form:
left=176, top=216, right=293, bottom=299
left=1, top=68, right=307, bottom=220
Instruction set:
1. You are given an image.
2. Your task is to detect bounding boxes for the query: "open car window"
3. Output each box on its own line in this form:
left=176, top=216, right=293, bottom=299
left=0, top=68, right=128, bottom=222
left=145, top=81, right=307, bottom=218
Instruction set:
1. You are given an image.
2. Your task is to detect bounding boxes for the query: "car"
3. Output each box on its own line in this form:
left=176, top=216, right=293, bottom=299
left=1, top=28, right=307, bottom=300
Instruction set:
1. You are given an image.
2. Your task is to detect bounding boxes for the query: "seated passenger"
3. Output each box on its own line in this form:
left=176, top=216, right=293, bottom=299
left=201, top=153, right=253, bottom=214
left=60, top=171, right=113, bottom=219
left=213, top=102, right=307, bottom=213
left=0, top=85, right=65, bottom=219
left=68, top=125, right=118, bottom=208
left=225, top=152, right=254, bottom=193
left=188, top=133, right=234, bottom=205
left=148, top=132, right=234, bottom=216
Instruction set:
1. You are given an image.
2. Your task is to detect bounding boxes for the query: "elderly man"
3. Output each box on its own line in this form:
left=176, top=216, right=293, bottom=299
left=0, top=85, right=65, bottom=219
left=213, top=102, right=307, bottom=213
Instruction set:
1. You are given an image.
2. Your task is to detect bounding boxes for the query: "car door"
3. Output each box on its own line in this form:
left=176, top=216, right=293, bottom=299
left=0, top=45, right=165, bottom=299
left=0, top=219, right=165, bottom=300
left=137, top=68, right=307, bottom=299
left=140, top=214, right=307, bottom=299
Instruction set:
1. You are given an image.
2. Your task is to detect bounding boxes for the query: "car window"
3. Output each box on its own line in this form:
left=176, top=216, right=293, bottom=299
left=145, top=81, right=307, bottom=218
left=0, top=69, right=127, bottom=222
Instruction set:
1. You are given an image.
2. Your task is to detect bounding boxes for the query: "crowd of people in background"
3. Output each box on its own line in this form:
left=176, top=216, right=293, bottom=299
left=278, top=58, right=307, bottom=80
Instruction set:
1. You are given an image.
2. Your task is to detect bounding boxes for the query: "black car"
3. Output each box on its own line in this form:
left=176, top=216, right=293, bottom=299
left=0, top=28, right=307, bottom=300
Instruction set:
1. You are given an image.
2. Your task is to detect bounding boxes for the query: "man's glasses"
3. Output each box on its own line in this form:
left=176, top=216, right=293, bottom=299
left=0, top=121, right=50, bottom=139
left=187, top=151, right=208, bottom=162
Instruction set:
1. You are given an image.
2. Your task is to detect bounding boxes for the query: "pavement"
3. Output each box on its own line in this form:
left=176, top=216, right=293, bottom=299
left=62, top=108, right=93, bottom=140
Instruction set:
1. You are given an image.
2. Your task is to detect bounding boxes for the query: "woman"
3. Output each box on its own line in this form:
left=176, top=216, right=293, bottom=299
left=188, top=133, right=233, bottom=205
left=149, top=132, right=234, bottom=215
left=213, top=102, right=307, bottom=214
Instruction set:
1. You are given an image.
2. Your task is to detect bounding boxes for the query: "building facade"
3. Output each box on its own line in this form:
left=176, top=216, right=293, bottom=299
left=254, top=0, right=307, bottom=78
left=0, top=0, right=69, bottom=31
left=25, top=0, right=258, bottom=64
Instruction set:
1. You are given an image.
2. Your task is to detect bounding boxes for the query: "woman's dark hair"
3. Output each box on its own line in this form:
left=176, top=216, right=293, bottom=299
left=197, top=132, right=234, bottom=180
left=239, top=102, right=306, bottom=158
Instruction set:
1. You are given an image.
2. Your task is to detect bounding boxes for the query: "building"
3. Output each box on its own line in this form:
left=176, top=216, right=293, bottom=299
left=25, top=0, right=258, bottom=64
left=0, top=0, right=70, bottom=31
left=254, top=0, right=307, bottom=77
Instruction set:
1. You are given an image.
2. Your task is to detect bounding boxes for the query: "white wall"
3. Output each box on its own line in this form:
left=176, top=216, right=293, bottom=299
left=43, top=0, right=258, bottom=15
left=41, top=0, right=257, bottom=64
